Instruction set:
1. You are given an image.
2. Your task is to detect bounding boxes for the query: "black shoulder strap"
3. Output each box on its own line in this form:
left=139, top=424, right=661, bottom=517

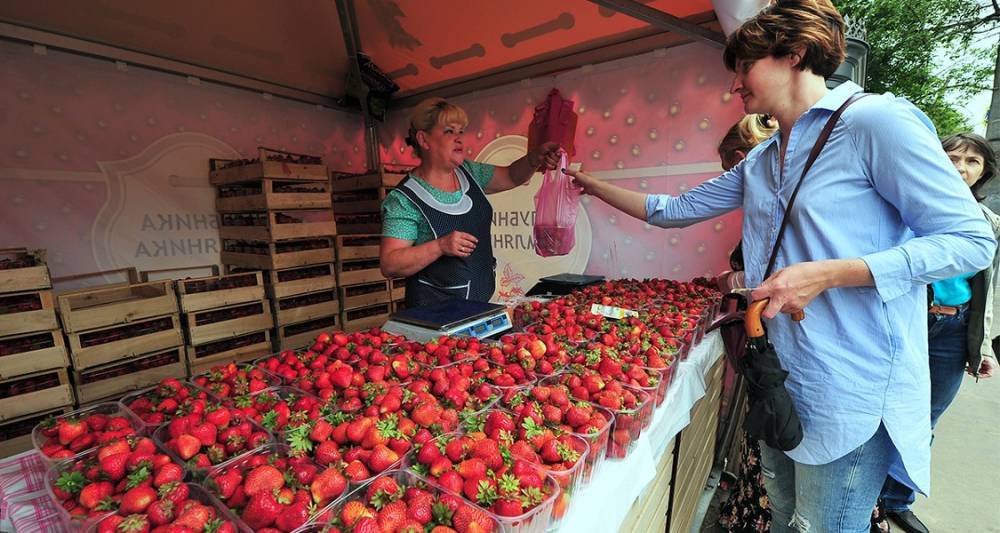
left=763, top=93, right=871, bottom=279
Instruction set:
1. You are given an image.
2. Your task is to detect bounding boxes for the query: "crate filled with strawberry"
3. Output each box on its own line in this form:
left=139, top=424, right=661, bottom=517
left=118, top=378, right=219, bottom=430
left=486, top=333, right=571, bottom=377
left=225, top=386, right=323, bottom=439
left=405, top=432, right=560, bottom=533
left=203, top=444, right=349, bottom=532
left=89, top=483, right=241, bottom=533
left=153, top=403, right=271, bottom=474
left=459, top=409, right=588, bottom=528
left=190, top=362, right=279, bottom=401
left=539, top=374, right=652, bottom=459
left=313, top=468, right=502, bottom=533
left=45, top=435, right=183, bottom=525
left=33, top=403, right=144, bottom=463
left=497, top=385, right=613, bottom=484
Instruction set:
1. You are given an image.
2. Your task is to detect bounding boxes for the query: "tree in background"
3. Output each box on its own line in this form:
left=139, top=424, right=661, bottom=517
left=834, top=0, right=999, bottom=136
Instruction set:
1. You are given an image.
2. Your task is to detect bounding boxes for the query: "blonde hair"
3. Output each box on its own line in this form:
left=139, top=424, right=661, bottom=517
left=406, top=97, right=469, bottom=157
left=718, top=114, right=777, bottom=169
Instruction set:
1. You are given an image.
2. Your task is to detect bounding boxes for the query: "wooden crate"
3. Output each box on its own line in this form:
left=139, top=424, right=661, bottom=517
left=336, top=258, right=385, bottom=287
left=186, top=330, right=271, bottom=375
left=73, top=346, right=186, bottom=405
left=219, top=210, right=337, bottom=242
left=331, top=187, right=389, bottom=215
left=0, top=289, right=58, bottom=337
left=57, top=280, right=178, bottom=333
left=221, top=237, right=335, bottom=270
left=275, top=314, right=339, bottom=351
left=391, top=300, right=407, bottom=314
left=339, top=280, right=390, bottom=310
left=341, top=302, right=391, bottom=333
left=259, top=263, right=338, bottom=300
left=0, top=248, right=51, bottom=294
left=209, top=148, right=327, bottom=185
left=390, top=278, right=406, bottom=302
left=67, top=315, right=183, bottom=370
left=0, top=406, right=72, bottom=459
left=216, top=179, right=332, bottom=212
left=329, top=167, right=407, bottom=193
left=177, top=271, right=266, bottom=313
left=334, top=213, right=381, bottom=235
left=0, top=367, right=74, bottom=423
left=335, top=235, right=381, bottom=261
left=272, top=288, right=340, bottom=326
left=185, top=300, right=273, bottom=346
left=0, top=330, right=69, bottom=380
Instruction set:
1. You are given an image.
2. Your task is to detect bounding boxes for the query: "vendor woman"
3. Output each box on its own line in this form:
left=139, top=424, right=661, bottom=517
left=380, top=97, right=560, bottom=307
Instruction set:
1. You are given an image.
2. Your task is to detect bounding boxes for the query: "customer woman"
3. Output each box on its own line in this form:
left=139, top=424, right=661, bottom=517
left=876, top=133, right=999, bottom=533
left=565, top=1, right=996, bottom=530
left=713, top=114, right=779, bottom=533
left=380, top=97, right=560, bottom=307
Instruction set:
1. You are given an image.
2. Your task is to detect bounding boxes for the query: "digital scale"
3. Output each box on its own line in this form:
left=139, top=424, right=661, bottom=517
left=382, top=298, right=512, bottom=342
left=526, top=273, right=605, bottom=297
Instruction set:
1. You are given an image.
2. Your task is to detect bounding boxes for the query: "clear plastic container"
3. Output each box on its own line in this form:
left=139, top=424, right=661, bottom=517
left=118, top=381, right=221, bottom=430
left=641, top=363, right=677, bottom=407
left=204, top=443, right=349, bottom=531
left=307, top=469, right=503, bottom=533
left=189, top=362, right=282, bottom=400
left=81, top=483, right=243, bottom=533
left=605, top=385, right=654, bottom=459
left=404, top=433, right=561, bottom=533
left=32, top=402, right=145, bottom=465
left=152, top=407, right=273, bottom=478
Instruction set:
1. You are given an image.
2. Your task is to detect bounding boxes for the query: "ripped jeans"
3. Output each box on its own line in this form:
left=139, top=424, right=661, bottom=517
left=758, top=424, right=896, bottom=532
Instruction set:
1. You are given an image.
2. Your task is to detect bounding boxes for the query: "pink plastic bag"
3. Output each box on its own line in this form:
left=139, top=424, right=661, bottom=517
left=533, top=153, right=581, bottom=257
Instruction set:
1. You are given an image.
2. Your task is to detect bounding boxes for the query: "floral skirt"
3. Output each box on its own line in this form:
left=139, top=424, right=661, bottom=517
left=718, top=435, right=771, bottom=532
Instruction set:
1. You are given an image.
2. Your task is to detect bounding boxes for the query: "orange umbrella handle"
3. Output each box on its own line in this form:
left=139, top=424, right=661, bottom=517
left=745, top=298, right=805, bottom=337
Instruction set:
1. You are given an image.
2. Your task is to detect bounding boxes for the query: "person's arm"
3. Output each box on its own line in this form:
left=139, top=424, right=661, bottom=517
left=486, top=142, right=562, bottom=193
left=752, top=97, right=997, bottom=318
left=565, top=165, right=745, bottom=227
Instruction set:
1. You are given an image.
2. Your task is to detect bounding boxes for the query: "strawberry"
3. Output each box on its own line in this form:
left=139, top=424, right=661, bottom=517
left=174, top=501, right=213, bottom=530
left=116, top=513, right=150, bottom=533
left=158, top=481, right=189, bottom=506
left=58, top=419, right=86, bottom=446
left=452, top=504, right=496, bottom=533
left=244, top=464, right=284, bottom=496
left=96, top=514, right=124, bottom=533
left=190, top=423, right=218, bottom=447
left=368, top=444, right=400, bottom=473
left=147, top=499, right=175, bottom=526
left=340, top=500, right=375, bottom=528
left=153, top=463, right=183, bottom=488
left=311, top=467, right=347, bottom=505
left=205, top=406, right=231, bottom=428
left=376, top=500, right=408, bottom=532
left=99, top=452, right=128, bottom=481
left=344, top=460, right=370, bottom=482
left=309, top=419, right=333, bottom=442
left=353, top=516, right=382, bottom=533
left=275, top=500, right=310, bottom=532
left=243, top=490, right=282, bottom=529
left=314, top=440, right=341, bottom=465
left=174, top=434, right=201, bottom=460
left=119, top=484, right=157, bottom=514
left=78, top=481, right=113, bottom=509
left=492, top=497, right=523, bottom=517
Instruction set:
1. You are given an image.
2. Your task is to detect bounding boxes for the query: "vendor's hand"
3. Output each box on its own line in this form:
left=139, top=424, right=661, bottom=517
left=530, top=142, right=562, bottom=171
left=437, top=231, right=478, bottom=258
left=751, top=261, right=833, bottom=319
left=562, top=169, right=602, bottom=195
left=969, top=356, right=996, bottom=378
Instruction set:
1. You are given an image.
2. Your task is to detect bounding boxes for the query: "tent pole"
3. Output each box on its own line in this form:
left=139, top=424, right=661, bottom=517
left=586, top=0, right=726, bottom=48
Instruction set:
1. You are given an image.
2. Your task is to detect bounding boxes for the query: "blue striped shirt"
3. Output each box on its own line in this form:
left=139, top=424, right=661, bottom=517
left=645, top=81, right=995, bottom=493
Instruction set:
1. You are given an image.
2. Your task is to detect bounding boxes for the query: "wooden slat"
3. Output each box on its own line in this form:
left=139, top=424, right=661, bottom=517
left=57, top=280, right=178, bottom=333
left=221, top=238, right=335, bottom=271
left=185, top=330, right=271, bottom=375
left=259, top=264, right=338, bottom=300
left=177, top=272, right=265, bottom=313
left=0, top=330, right=69, bottom=380
left=339, top=280, right=390, bottom=310
left=210, top=155, right=327, bottom=185
left=0, top=290, right=58, bottom=337
left=335, top=235, right=381, bottom=261
left=219, top=211, right=336, bottom=242
left=186, top=302, right=273, bottom=345
left=275, top=314, right=339, bottom=351
left=73, top=347, right=186, bottom=405
left=67, top=315, right=183, bottom=370
left=216, top=179, right=332, bottom=212
left=340, top=303, right=390, bottom=333
left=273, top=289, right=340, bottom=326
left=335, top=259, right=385, bottom=286
left=0, top=249, right=50, bottom=293
left=0, top=368, right=74, bottom=423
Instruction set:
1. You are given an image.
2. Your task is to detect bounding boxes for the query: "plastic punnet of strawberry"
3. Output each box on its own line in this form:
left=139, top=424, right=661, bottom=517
left=407, top=370, right=499, bottom=416
left=119, top=378, right=221, bottom=430
left=33, top=402, right=145, bottom=464
left=473, top=359, right=538, bottom=392
left=485, top=333, right=573, bottom=377
left=153, top=402, right=272, bottom=476
left=410, top=335, right=486, bottom=369
left=203, top=443, right=349, bottom=532
left=311, top=468, right=503, bottom=533
left=225, top=386, right=324, bottom=439
left=84, top=482, right=241, bottom=533
left=45, top=435, right=185, bottom=527
left=190, top=362, right=280, bottom=400
left=404, top=432, right=561, bottom=532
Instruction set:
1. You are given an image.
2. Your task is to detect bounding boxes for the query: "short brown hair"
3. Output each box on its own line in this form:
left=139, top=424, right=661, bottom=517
left=406, top=97, right=469, bottom=158
left=942, top=133, right=997, bottom=200
left=723, top=0, right=846, bottom=78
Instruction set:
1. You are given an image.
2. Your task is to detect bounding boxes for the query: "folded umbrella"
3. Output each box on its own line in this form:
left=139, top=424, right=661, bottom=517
left=741, top=299, right=804, bottom=451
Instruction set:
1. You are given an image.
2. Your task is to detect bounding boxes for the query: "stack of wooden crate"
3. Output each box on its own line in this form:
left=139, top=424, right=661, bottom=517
left=329, top=167, right=408, bottom=332
left=57, top=269, right=185, bottom=406
left=174, top=270, right=274, bottom=374
left=0, top=249, right=74, bottom=457
left=213, top=148, right=340, bottom=351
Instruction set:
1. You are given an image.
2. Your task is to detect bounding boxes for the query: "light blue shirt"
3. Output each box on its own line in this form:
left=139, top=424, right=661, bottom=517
left=646, top=81, right=995, bottom=494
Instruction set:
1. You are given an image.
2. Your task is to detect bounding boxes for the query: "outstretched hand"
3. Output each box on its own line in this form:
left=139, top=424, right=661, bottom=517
left=561, top=168, right=602, bottom=195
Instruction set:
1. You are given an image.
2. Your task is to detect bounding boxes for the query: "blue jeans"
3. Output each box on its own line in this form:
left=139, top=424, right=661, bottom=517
left=880, top=306, right=969, bottom=512
left=759, top=424, right=896, bottom=532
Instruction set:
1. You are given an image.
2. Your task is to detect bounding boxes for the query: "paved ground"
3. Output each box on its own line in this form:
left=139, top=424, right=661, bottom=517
left=700, top=373, right=1000, bottom=532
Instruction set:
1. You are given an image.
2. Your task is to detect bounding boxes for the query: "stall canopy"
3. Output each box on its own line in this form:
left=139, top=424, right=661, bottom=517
left=0, top=0, right=725, bottom=109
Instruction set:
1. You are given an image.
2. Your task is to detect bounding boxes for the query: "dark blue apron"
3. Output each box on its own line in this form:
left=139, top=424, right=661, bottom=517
left=395, top=165, right=496, bottom=307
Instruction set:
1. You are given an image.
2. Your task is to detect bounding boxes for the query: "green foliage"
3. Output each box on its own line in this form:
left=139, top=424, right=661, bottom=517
left=834, top=0, right=998, bottom=136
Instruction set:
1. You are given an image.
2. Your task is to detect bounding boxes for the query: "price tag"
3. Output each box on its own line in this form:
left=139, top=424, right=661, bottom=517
left=590, top=303, right=639, bottom=319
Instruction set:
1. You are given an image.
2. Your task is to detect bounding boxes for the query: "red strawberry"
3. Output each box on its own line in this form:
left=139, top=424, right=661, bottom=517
left=311, top=467, right=347, bottom=505
left=344, top=460, right=370, bottom=482
left=78, top=481, right=113, bottom=509
left=190, top=423, right=218, bottom=447
left=152, top=463, right=183, bottom=488
left=205, top=406, right=231, bottom=428
left=158, top=481, right=189, bottom=506
left=174, top=434, right=202, bottom=460
left=368, top=444, right=400, bottom=473
left=275, top=500, right=310, bottom=532
left=453, top=504, right=496, bottom=533
left=116, top=513, right=150, bottom=533
left=147, top=499, right=175, bottom=526
left=99, top=452, right=128, bottom=481
left=58, top=419, right=85, bottom=446
left=120, top=484, right=158, bottom=514
left=244, top=465, right=284, bottom=496
left=376, top=500, right=408, bottom=531
left=173, top=501, right=213, bottom=530
left=492, top=497, right=524, bottom=517
left=340, top=500, right=375, bottom=528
